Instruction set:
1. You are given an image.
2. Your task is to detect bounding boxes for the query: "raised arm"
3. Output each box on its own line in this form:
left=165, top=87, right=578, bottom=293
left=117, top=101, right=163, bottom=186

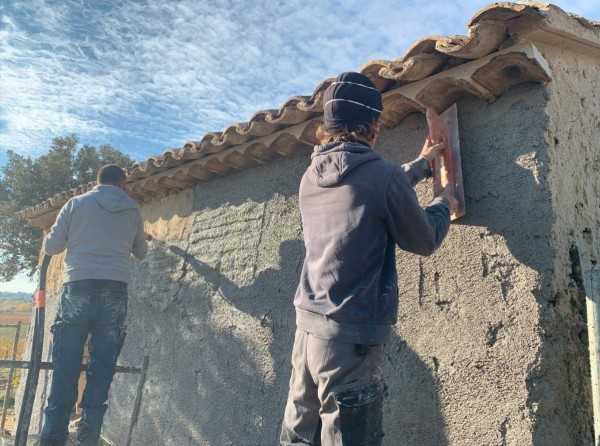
left=401, top=137, right=442, bottom=187
left=385, top=165, right=451, bottom=256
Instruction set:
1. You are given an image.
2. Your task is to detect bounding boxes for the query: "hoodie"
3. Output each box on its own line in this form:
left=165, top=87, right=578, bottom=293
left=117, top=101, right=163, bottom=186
left=44, top=185, right=147, bottom=284
left=294, top=141, right=450, bottom=345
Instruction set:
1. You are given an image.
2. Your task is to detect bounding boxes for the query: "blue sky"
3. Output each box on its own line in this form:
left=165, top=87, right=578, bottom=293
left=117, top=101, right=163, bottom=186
left=1, top=0, right=599, bottom=293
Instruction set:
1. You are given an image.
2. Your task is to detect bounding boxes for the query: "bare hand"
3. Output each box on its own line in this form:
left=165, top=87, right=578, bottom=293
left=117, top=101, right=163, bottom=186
left=421, top=136, right=444, bottom=163
left=438, top=185, right=458, bottom=213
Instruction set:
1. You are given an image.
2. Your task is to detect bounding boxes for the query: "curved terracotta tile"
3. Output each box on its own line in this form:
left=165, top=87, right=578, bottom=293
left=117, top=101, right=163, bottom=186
left=376, top=54, right=446, bottom=82
left=402, top=36, right=445, bottom=59
left=467, top=2, right=542, bottom=27
left=472, top=50, right=552, bottom=96
left=435, top=22, right=507, bottom=59
left=380, top=93, right=424, bottom=128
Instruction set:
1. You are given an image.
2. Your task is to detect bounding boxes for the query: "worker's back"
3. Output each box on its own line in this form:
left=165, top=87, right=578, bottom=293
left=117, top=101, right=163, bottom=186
left=44, top=184, right=147, bottom=284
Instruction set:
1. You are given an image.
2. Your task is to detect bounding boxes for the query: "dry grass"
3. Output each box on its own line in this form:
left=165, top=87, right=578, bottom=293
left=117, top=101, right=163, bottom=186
left=0, top=335, right=26, bottom=359
left=0, top=306, right=33, bottom=434
left=0, top=300, right=31, bottom=314
left=0, top=313, right=29, bottom=354
left=0, top=311, right=30, bottom=368
left=0, top=312, right=31, bottom=325
left=0, top=311, right=30, bottom=429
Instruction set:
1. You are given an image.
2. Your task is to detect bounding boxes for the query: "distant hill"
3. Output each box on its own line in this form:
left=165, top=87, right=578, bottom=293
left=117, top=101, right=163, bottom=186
left=0, top=291, right=32, bottom=301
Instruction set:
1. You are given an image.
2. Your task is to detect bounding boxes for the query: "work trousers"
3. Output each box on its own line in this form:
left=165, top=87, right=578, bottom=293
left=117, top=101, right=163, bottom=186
left=281, top=329, right=386, bottom=446
left=41, top=279, right=128, bottom=445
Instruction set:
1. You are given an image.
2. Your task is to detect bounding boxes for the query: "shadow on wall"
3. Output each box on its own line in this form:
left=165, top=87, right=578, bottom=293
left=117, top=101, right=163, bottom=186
left=457, top=85, right=592, bottom=445
left=171, top=243, right=448, bottom=445
left=457, top=85, right=554, bottom=292
left=168, top=240, right=301, bottom=329
left=104, top=237, right=301, bottom=445
left=105, top=239, right=447, bottom=446
left=383, top=332, right=448, bottom=446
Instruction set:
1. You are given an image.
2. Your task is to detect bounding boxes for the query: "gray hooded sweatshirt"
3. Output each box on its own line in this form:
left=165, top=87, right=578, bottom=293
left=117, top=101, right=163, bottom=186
left=44, top=185, right=147, bottom=284
left=294, top=141, right=450, bottom=345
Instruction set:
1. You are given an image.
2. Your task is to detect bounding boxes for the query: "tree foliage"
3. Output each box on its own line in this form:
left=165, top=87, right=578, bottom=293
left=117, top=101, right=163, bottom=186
left=0, top=135, right=134, bottom=282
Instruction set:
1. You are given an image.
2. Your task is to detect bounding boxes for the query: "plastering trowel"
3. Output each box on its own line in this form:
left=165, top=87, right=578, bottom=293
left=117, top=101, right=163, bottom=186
left=426, top=104, right=466, bottom=220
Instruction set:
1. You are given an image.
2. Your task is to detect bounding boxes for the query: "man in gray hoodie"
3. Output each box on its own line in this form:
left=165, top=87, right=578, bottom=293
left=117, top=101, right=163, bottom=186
left=39, top=164, right=148, bottom=446
left=280, top=72, right=456, bottom=445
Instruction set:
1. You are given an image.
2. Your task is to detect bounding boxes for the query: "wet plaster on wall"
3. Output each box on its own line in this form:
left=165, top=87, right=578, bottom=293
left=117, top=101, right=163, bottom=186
left=528, top=43, right=599, bottom=445
left=21, top=76, right=594, bottom=445
left=103, top=155, right=307, bottom=445
left=376, top=85, right=553, bottom=446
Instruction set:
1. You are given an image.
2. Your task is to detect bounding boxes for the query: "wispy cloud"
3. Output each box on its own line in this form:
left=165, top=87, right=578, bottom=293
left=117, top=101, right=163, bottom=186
left=0, top=0, right=597, bottom=163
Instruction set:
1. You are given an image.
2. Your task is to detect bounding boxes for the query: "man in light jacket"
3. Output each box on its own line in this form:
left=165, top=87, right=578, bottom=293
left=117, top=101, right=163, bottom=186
left=40, top=164, right=148, bottom=446
left=280, top=72, right=457, bottom=445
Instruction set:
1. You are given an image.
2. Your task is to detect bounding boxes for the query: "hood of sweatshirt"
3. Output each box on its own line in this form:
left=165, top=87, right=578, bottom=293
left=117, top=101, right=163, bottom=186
left=89, top=185, right=138, bottom=213
left=308, top=141, right=381, bottom=187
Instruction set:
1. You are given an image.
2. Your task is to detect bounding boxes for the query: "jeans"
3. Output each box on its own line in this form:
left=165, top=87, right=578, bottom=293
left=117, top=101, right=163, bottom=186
left=41, top=279, right=128, bottom=445
left=281, top=329, right=386, bottom=446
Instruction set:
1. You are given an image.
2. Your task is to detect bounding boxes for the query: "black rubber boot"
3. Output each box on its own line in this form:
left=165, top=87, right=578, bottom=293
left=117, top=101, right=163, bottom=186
left=76, top=423, right=102, bottom=446
left=38, top=437, right=68, bottom=446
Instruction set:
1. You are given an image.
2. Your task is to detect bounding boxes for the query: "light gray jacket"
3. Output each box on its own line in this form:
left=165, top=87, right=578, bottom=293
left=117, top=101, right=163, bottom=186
left=44, top=185, right=147, bottom=284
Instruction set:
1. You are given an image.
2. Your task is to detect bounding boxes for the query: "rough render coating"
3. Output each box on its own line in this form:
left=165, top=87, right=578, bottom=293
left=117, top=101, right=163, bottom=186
left=533, top=43, right=599, bottom=445
left=109, top=83, right=592, bottom=444
left=105, top=156, right=306, bottom=445
left=19, top=80, right=595, bottom=445
left=380, top=94, right=550, bottom=446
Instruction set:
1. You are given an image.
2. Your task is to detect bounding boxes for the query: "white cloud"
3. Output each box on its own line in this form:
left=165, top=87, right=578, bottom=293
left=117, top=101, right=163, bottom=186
left=0, top=0, right=597, bottom=162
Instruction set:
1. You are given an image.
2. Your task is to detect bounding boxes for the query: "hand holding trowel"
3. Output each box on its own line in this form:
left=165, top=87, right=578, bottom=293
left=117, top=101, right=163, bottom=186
left=426, top=104, right=466, bottom=220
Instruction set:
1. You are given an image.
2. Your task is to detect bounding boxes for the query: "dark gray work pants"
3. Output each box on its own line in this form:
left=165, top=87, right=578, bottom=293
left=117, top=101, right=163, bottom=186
left=281, top=329, right=386, bottom=445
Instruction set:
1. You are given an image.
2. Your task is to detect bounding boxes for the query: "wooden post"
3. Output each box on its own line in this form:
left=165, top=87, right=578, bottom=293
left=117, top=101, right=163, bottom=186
left=586, top=268, right=600, bottom=446
left=1, top=321, right=21, bottom=434
left=125, top=355, right=150, bottom=446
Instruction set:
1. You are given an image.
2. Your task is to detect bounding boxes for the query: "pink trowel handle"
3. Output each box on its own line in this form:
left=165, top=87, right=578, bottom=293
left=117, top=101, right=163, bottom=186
left=426, top=108, right=451, bottom=197
left=426, top=106, right=466, bottom=220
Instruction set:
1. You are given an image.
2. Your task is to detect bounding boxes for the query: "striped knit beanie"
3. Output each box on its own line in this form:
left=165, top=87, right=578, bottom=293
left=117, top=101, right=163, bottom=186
left=322, top=72, right=383, bottom=132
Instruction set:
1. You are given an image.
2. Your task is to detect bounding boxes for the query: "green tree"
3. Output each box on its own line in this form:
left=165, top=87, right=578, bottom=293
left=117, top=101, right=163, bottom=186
left=0, top=135, right=135, bottom=281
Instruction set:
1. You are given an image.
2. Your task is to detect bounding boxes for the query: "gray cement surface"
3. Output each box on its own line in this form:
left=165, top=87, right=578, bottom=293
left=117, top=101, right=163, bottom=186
left=17, top=50, right=597, bottom=445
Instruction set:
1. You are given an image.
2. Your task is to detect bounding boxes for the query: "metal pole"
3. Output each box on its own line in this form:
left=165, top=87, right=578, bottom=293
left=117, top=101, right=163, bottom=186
left=586, top=268, right=600, bottom=446
left=14, top=254, right=51, bottom=446
left=1, top=321, right=21, bottom=433
left=0, top=361, right=143, bottom=375
left=125, top=355, right=150, bottom=446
